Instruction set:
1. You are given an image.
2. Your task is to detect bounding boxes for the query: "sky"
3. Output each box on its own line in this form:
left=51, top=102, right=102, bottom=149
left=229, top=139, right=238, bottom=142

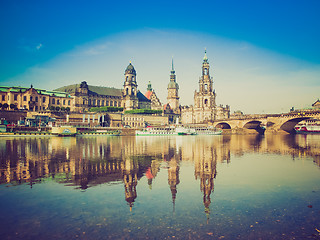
left=1, top=0, right=320, bottom=114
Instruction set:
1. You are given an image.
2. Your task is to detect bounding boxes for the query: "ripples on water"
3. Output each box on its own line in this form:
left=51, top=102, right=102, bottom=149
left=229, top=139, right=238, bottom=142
left=0, top=134, right=320, bottom=239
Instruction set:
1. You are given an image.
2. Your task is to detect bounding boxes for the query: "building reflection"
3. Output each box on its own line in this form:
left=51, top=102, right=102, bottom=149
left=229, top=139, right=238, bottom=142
left=1, top=134, right=320, bottom=214
left=166, top=147, right=180, bottom=212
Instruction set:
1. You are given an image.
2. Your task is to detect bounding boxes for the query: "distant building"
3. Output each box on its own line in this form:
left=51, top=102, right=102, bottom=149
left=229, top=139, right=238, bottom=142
left=55, top=62, right=150, bottom=112
left=122, top=62, right=151, bottom=110
left=181, top=50, right=230, bottom=124
left=55, top=81, right=122, bottom=112
left=166, top=59, right=180, bottom=114
left=312, top=99, right=320, bottom=109
left=0, top=85, right=73, bottom=112
left=145, top=81, right=162, bottom=110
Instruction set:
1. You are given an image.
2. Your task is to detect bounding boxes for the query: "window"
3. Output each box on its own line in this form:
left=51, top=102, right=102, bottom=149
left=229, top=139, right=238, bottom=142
left=88, top=99, right=91, bottom=106
left=204, top=84, right=208, bottom=91
left=42, top=97, right=46, bottom=103
left=63, top=100, right=65, bottom=105
left=2, top=95, right=5, bottom=101
left=52, top=98, right=55, bottom=104
left=102, top=100, right=104, bottom=106
left=114, top=102, right=117, bottom=107
left=204, top=99, right=208, bottom=105
left=30, top=96, right=33, bottom=101
left=23, top=96, right=27, bottom=101
left=97, top=100, right=100, bottom=106
left=106, top=101, right=109, bottom=106
left=35, top=96, right=38, bottom=102
left=14, top=95, right=17, bottom=101
left=93, top=99, right=96, bottom=106
left=57, top=99, right=60, bottom=105
left=68, top=100, right=70, bottom=106
left=110, top=101, right=113, bottom=106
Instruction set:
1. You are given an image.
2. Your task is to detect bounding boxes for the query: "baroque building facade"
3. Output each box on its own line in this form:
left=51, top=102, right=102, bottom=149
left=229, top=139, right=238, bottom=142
left=181, top=51, right=230, bottom=124
left=55, top=62, right=150, bottom=113
left=0, top=85, right=74, bottom=112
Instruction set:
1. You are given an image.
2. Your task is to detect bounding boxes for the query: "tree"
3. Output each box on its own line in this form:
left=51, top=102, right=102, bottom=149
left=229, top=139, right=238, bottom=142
left=55, top=106, right=60, bottom=111
left=61, top=107, right=66, bottom=111
left=65, top=107, right=70, bottom=112
left=49, top=106, right=55, bottom=111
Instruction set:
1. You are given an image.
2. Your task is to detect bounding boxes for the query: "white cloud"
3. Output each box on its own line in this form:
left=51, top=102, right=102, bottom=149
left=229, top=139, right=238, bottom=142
left=36, top=43, right=43, bottom=50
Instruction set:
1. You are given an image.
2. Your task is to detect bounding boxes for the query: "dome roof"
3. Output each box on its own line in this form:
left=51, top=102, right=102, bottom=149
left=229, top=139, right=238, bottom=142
left=125, top=62, right=136, bottom=75
left=168, top=81, right=179, bottom=89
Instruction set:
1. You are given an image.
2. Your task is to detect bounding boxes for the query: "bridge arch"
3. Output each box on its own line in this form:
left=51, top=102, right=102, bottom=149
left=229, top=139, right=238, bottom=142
left=280, top=117, right=311, bottom=133
left=215, top=122, right=231, bottom=129
left=243, top=120, right=263, bottom=129
left=243, top=120, right=265, bottom=134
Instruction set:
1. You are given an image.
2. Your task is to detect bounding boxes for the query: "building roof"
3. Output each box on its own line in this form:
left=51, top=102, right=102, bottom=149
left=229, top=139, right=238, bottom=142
left=145, top=90, right=153, bottom=100
left=55, top=84, right=122, bottom=97
left=312, top=99, right=320, bottom=107
left=137, top=91, right=151, bottom=102
left=0, top=86, right=72, bottom=98
left=125, top=62, right=136, bottom=75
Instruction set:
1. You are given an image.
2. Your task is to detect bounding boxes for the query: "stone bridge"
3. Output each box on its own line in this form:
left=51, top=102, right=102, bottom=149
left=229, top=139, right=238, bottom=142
left=212, top=110, right=320, bottom=134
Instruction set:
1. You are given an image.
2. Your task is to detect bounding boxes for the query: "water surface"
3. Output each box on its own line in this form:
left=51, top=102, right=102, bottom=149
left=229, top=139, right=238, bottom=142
left=0, top=134, right=320, bottom=239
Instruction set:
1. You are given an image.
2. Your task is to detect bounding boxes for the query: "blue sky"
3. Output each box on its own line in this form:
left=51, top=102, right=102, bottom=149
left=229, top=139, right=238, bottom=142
left=1, top=0, right=320, bottom=113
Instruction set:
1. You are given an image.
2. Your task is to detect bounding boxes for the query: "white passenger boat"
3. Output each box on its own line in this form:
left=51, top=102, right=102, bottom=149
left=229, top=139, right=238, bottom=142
left=136, top=126, right=178, bottom=136
left=192, top=126, right=222, bottom=135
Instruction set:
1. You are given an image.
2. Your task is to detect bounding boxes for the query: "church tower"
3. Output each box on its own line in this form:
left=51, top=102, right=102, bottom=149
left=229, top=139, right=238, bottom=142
left=122, top=62, right=139, bottom=110
left=194, top=50, right=217, bottom=123
left=167, top=59, right=180, bottom=113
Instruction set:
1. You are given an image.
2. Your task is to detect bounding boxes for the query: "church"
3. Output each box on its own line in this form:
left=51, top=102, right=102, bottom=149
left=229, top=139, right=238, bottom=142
left=181, top=50, right=230, bottom=124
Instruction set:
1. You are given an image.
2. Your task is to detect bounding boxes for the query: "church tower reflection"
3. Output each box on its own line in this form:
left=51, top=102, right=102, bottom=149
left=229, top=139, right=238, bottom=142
left=167, top=148, right=180, bottom=212
left=194, top=149, right=217, bottom=223
left=122, top=158, right=139, bottom=212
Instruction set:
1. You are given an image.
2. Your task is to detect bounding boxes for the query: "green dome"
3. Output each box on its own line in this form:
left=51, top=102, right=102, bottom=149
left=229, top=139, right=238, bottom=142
left=125, top=62, right=136, bottom=75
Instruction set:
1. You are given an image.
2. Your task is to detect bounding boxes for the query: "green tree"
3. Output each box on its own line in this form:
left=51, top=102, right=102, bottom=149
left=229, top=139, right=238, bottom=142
left=65, top=107, right=70, bottom=112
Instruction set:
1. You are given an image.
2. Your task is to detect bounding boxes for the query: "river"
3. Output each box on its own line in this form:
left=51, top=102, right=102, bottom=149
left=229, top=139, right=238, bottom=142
left=0, top=134, right=319, bottom=239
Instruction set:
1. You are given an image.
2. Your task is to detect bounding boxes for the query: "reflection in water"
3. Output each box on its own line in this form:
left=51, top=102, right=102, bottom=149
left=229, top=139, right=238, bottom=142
left=0, top=134, right=320, bottom=239
left=1, top=134, right=320, bottom=189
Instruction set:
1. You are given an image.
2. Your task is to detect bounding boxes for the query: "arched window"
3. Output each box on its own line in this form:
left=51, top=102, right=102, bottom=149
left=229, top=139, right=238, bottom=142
left=204, top=68, right=208, bottom=75
left=126, top=76, right=128, bottom=81
left=204, top=99, right=208, bottom=105
left=204, top=84, right=208, bottom=91
left=126, top=88, right=129, bottom=95
left=131, top=76, right=134, bottom=81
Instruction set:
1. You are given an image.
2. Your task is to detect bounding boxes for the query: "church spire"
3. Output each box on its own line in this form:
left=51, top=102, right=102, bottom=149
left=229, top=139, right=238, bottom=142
left=171, top=57, right=175, bottom=75
left=203, top=48, right=208, bottom=63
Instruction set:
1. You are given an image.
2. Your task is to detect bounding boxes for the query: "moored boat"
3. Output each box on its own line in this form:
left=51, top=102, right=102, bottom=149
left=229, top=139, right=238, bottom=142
left=192, top=126, right=222, bottom=135
left=295, top=124, right=320, bottom=134
left=136, top=126, right=178, bottom=136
